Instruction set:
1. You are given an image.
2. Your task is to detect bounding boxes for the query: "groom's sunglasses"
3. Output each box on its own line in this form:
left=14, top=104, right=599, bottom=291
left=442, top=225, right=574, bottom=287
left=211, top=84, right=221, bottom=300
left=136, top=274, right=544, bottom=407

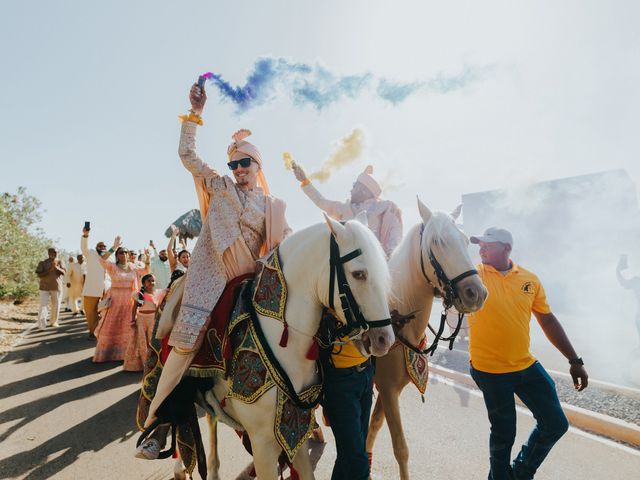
left=227, top=158, right=253, bottom=170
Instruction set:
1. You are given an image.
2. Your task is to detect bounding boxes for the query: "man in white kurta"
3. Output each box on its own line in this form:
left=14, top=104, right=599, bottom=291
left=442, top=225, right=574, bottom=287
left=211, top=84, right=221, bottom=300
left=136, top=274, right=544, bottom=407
left=68, top=254, right=86, bottom=314
left=149, top=242, right=171, bottom=289
left=81, top=231, right=107, bottom=337
left=293, top=164, right=403, bottom=258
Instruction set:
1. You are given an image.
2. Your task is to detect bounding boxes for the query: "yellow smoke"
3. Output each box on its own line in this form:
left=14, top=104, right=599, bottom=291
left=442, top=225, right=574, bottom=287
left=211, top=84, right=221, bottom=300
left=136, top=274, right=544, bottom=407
left=309, top=128, right=365, bottom=183
left=282, top=152, right=295, bottom=170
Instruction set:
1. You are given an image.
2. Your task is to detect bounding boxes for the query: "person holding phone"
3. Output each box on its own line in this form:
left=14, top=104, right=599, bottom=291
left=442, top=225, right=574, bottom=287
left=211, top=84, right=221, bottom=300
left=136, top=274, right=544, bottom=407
left=81, top=224, right=108, bottom=338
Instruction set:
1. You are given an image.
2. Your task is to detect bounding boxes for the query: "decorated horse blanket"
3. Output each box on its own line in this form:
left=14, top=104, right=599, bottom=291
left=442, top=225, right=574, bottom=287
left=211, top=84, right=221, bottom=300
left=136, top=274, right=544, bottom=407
left=223, top=249, right=321, bottom=462
left=139, top=248, right=321, bottom=467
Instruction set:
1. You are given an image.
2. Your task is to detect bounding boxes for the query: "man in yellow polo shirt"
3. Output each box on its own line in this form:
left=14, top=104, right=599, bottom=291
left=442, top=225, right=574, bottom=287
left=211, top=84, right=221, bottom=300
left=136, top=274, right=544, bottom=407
left=468, top=227, right=588, bottom=480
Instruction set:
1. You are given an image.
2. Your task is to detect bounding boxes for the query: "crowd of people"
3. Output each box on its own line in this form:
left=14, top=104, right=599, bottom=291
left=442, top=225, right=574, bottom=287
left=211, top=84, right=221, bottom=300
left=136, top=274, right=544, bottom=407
left=35, top=224, right=190, bottom=372
left=33, top=79, right=589, bottom=480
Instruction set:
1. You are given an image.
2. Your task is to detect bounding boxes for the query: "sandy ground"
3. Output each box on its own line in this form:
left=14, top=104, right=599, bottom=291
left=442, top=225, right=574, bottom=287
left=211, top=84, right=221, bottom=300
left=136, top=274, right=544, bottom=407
left=0, top=298, right=40, bottom=357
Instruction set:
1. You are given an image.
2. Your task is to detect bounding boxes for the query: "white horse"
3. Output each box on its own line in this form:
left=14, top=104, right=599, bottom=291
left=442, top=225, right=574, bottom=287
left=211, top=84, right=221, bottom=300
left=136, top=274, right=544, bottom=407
left=366, top=199, right=488, bottom=480
left=194, top=214, right=396, bottom=480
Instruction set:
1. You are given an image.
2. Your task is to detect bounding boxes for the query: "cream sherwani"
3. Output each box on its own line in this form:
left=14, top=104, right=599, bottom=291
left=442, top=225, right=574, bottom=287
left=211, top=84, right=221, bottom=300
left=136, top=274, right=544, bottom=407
left=145, top=120, right=290, bottom=427
left=302, top=183, right=403, bottom=257
left=68, top=262, right=85, bottom=313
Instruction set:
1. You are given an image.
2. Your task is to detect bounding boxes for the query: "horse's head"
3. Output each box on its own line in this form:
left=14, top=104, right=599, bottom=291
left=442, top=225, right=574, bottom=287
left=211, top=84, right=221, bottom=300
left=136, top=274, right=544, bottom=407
left=417, top=198, right=487, bottom=313
left=324, top=214, right=395, bottom=357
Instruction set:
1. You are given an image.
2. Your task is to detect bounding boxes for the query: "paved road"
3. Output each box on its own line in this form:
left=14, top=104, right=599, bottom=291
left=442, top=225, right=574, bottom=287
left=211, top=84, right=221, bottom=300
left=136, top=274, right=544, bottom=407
left=1, top=312, right=639, bottom=479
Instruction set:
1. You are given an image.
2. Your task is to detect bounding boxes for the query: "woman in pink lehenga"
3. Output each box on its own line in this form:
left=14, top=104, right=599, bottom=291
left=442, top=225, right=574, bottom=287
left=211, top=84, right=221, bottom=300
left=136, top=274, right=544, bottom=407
left=123, top=274, right=166, bottom=372
left=93, top=239, right=149, bottom=363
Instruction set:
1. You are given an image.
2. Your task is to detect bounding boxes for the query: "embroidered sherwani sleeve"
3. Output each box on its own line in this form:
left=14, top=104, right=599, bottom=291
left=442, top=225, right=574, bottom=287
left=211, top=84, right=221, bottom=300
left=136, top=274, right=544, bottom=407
left=301, top=183, right=349, bottom=220
left=178, top=121, right=220, bottom=181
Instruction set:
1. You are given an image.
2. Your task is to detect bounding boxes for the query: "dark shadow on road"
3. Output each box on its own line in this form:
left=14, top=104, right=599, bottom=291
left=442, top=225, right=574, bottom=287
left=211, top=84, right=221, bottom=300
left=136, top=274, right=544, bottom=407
left=0, top=390, right=142, bottom=479
left=0, top=369, right=141, bottom=444
left=0, top=357, right=113, bottom=400
left=2, top=317, right=95, bottom=365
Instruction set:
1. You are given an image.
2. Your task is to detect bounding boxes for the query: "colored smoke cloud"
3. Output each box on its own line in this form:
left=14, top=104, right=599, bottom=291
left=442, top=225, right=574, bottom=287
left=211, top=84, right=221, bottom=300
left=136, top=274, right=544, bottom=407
left=202, top=57, right=490, bottom=112
left=309, top=128, right=365, bottom=183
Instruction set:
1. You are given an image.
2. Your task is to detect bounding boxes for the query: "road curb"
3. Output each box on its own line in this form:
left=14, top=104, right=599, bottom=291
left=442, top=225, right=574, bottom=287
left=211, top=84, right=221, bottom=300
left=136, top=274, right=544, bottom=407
left=430, top=364, right=640, bottom=448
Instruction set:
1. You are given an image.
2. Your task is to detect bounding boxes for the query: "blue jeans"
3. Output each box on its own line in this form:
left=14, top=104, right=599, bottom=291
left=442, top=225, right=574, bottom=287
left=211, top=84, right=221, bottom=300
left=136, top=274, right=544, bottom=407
left=470, top=361, right=569, bottom=480
left=321, top=360, right=374, bottom=480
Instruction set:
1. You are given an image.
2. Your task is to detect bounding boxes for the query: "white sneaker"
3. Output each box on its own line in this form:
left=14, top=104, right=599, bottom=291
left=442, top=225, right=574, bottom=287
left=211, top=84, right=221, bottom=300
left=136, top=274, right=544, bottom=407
left=49, top=323, right=59, bottom=328
left=135, top=438, right=161, bottom=460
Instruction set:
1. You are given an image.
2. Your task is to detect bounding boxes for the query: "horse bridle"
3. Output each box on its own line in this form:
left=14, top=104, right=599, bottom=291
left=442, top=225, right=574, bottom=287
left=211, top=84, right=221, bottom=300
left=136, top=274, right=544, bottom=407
left=327, top=233, right=392, bottom=343
left=396, top=223, right=477, bottom=356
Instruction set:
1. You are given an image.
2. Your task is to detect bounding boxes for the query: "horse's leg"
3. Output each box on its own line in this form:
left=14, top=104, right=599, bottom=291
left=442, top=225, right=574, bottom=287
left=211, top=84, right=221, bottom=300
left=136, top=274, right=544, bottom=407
left=365, top=393, right=385, bottom=467
left=291, top=440, right=315, bottom=480
left=250, top=435, right=281, bottom=480
left=381, top=388, right=410, bottom=480
left=206, top=413, right=220, bottom=480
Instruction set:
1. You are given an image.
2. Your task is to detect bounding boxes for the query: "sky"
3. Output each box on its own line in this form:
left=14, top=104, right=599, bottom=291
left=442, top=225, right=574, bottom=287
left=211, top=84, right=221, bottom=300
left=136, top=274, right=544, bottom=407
left=1, top=0, right=639, bottom=255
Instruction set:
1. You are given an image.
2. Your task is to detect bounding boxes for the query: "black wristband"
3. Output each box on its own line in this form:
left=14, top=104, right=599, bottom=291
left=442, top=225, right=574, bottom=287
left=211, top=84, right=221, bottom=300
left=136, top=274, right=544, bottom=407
left=568, top=357, right=584, bottom=366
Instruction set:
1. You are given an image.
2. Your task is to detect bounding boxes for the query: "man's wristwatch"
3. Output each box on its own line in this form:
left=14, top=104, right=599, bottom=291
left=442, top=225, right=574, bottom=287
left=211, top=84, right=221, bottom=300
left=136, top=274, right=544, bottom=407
left=568, top=357, right=584, bottom=366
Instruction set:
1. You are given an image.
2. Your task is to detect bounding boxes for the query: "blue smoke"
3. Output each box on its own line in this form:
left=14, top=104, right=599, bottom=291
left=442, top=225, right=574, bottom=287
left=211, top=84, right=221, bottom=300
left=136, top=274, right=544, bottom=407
left=204, top=57, right=489, bottom=112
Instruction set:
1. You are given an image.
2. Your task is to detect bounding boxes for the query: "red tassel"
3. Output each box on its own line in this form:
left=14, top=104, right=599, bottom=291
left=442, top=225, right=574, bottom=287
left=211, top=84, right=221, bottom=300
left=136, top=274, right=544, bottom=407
left=220, top=397, right=226, bottom=408
left=279, top=322, right=289, bottom=347
left=223, top=339, right=232, bottom=359
left=306, top=338, right=319, bottom=360
left=290, top=466, right=300, bottom=480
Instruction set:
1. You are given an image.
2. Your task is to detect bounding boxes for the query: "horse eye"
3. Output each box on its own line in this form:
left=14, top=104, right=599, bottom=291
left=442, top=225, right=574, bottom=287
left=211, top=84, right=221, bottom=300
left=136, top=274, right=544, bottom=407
left=352, top=270, right=367, bottom=281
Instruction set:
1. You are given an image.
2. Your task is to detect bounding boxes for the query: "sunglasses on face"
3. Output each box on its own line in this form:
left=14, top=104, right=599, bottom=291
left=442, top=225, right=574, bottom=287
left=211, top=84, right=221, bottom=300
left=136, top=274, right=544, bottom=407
left=227, top=158, right=253, bottom=170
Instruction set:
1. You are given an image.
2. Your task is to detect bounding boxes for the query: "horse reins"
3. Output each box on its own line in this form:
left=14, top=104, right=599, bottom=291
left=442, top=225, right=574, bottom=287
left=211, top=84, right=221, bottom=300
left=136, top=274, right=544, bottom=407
left=396, top=224, right=477, bottom=356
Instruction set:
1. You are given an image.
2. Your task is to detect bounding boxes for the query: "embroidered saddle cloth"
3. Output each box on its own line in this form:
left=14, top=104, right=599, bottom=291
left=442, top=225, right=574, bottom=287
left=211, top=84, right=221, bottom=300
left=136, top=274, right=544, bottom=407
left=191, top=248, right=321, bottom=462
left=403, top=339, right=430, bottom=395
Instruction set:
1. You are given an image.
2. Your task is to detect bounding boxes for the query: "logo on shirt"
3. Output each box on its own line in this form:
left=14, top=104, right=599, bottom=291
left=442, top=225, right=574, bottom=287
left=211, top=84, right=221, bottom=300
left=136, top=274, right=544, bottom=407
left=521, top=281, right=535, bottom=294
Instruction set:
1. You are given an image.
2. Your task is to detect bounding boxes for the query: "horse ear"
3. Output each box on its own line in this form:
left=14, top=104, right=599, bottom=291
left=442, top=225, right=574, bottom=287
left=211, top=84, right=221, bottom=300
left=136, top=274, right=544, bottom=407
left=451, top=204, right=462, bottom=221
left=417, top=196, right=432, bottom=223
left=324, top=213, right=346, bottom=239
left=355, top=210, right=368, bottom=227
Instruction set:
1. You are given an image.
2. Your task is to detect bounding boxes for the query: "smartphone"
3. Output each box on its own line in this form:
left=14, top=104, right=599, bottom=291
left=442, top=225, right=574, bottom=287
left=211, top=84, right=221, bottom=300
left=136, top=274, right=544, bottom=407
left=198, top=75, right=206, bottom=90
left=84, top=221, right=91, bottom=231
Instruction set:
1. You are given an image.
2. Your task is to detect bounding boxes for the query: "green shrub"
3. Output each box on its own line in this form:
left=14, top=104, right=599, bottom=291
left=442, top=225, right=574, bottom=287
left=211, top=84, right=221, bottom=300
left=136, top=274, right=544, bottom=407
left=0, top=187, right=53, bottom=301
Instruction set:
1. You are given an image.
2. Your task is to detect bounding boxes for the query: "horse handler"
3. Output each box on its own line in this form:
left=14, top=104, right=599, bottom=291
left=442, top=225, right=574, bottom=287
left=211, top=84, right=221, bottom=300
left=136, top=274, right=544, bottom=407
left=291, top=164, right=395, bottom=479
left=468, top=227, right=588, bottom=480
